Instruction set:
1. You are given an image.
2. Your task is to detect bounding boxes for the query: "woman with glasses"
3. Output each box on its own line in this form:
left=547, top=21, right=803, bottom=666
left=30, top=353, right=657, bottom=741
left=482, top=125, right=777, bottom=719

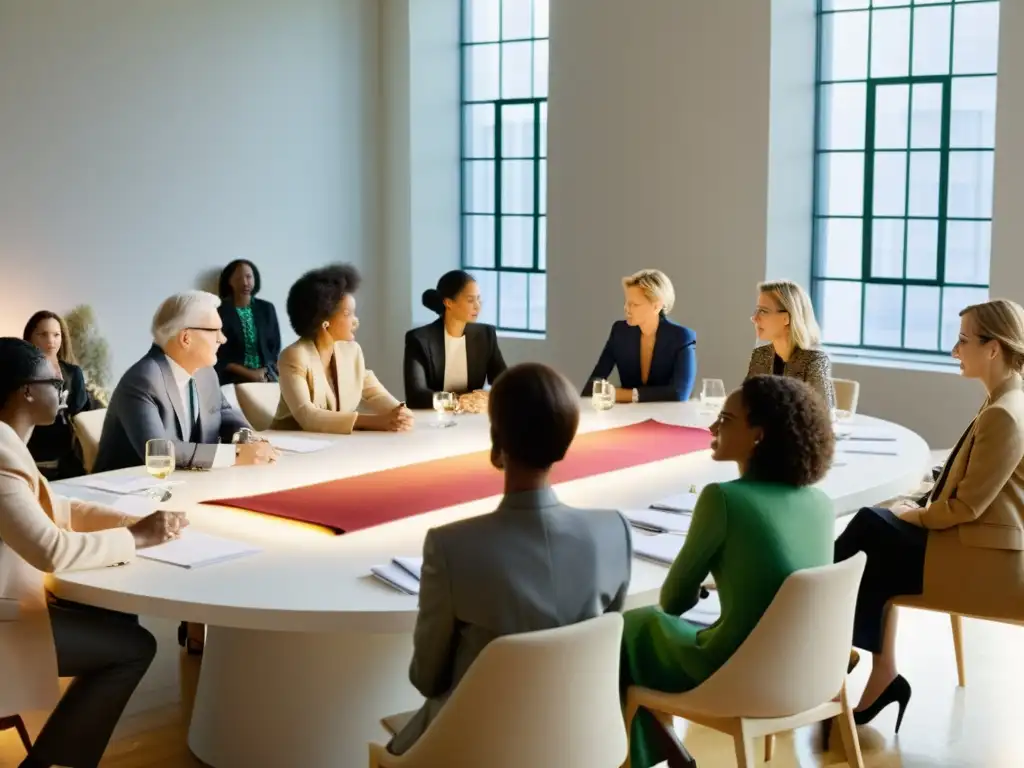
left=23, top=311, right=93, bottom=479
left=0, top=336, right=188, bottom=768
left=745, top=280, right=835, bottom=408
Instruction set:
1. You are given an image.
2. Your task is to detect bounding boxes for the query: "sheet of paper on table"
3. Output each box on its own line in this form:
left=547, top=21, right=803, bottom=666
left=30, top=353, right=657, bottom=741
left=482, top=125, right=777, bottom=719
left=649, top=492, right=699, bottom=513
left=268, top=435, right=333, bottom=454
left=632, top=533, right=686, bottom=566
left=51, top=482, right=162, bottom=517
left=137, top=530, right=261, bottom=569
left=623, top=508, right=692, bottom=534
left=63, top=475, right=175, bottom=496
left=370, top=563, right=421, bottom=595
left=681, top=588, right=720, bottom=628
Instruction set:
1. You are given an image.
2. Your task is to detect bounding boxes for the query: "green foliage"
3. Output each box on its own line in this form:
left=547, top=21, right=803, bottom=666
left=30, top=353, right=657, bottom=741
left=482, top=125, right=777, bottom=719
left=65, top=305, right=111, bottom=405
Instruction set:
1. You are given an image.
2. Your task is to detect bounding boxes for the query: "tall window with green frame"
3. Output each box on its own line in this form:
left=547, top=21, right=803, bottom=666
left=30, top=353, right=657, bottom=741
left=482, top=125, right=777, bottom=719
left=461, top=0, right=549, bottom=333
left=813, top=0, right=1000, bottom=355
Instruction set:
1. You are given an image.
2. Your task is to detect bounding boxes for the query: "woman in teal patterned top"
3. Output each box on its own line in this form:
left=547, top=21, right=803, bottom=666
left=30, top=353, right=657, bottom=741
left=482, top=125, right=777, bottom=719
left=620, top=375, right=836, bottom=768
left=215, top=260, right=282, bottom=385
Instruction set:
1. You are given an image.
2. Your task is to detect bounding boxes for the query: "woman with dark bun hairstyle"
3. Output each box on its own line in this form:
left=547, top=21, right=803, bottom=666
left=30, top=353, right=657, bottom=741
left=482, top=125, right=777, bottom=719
left=403, top=270, right=507, bottom=412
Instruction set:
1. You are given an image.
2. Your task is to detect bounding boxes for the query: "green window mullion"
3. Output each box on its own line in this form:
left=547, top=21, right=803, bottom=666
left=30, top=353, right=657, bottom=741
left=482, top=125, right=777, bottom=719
left=899, top=9, right=914, bottom=350
left=861, top=83, right=877, bottom=348
left=532, top=100, right=541, bottom=271
left=494, top=102, right=504, bottom=271
left=936, top=79, right=952, bottom=286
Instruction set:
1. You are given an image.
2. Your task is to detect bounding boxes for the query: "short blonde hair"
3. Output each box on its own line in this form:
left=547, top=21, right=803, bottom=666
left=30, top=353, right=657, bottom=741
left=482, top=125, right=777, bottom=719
left=758, top=280, right=822, bottom=350
left=151, top=290, right=222, bottom=348
left=960, top=298, right=1024, bottom=372
left=622, top=269, right=675, bottom=315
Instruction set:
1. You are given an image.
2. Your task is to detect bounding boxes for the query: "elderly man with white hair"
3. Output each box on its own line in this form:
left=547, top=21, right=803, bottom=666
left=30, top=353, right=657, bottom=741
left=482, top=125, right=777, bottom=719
left=93, top=290, right=279, bottom=474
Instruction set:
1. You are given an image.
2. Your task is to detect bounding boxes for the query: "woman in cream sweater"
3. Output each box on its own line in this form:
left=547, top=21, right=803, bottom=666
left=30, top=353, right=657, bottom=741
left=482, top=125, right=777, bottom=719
left=272, top=264, right=414, bottom=433
left=0, top=338, right=185, bottom=768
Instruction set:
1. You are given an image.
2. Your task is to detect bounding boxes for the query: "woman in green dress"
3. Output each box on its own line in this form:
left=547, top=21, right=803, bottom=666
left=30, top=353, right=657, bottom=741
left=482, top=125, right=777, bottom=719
left=621, top=374, right=837, bottom=768
left=215, top=259, right=282, bottom=385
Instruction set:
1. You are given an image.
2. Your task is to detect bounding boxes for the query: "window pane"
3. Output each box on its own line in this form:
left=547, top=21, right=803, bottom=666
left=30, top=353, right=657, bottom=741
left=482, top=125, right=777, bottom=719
left=502, top=0, right=532, bottom=40
left=529, top=273, right=546, bottom=332
left=501, top=160, right=534, bottom=214
left=539, top=159, right=546, bottom=215
left=906, top=219, right=939, bottom=280
left=539, top=102, right=547, bottom=157
left=819, top=83, right=867, bottom=150
left=904, top=286, right=941, bottom=351
left=873, top=152, right=907, bottom=216
left=875, top=85, right=909, bottom=149
left=913, top=5, right=952, bottom=76
left=533, top=0, right=550, bottom=38
left=947, top=151, right=994, bottom=218
left=819, top=280, right=863, bottom=346
left=942, top=286, right=989, bottom=349
left=817, top=218, right=863, bottom=279
left=952, top=2, right=1000, bottom=75
left=910, top=83, right=943, bottom=149
left=946, top=220, right=992, bottom=285
left=863, top=284, right=904, bottom=348
left=465, top=44, right=500, bottom=101
left=464, top=160, right=495, bottom=213
left=501, top=42, right=532, bottom=99
left=538, top=216, right=546, bottom=270
left=498, top=271, right=528, bottom=329
left=501, top=104, right=535, bottom=158
left=464, top=216, right=495, bottom=268
left=465, top=0, right=500, bottom=43
left=820, top=12, right=869, bottom=81
left=872, top=0, right=905, bottom=6
left=470, top=269, right=498, bottom=326
left=821, top=0, right=868, bottom=8
left=908, top=151, right=941, bottom=217
left=501, top=216, right=534, bottom=268
left=951, top=76, right=997, bottom=148
left=872, top=219, right=904, bottom=278
left=818, top=153, right=864, bottom=216
left=871, top=9, right=911, bottom=79
left=533, top=40, right=549, bottom=98
left=464, top=104, right=495, bottom=158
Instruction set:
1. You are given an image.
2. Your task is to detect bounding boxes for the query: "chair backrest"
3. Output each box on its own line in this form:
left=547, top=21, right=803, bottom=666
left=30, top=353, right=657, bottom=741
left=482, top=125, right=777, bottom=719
left=72, top=409, right=107, bottom=473
left=832, top=378, right=860, bottom=413
left=221, top=383, right=241, bottom=412
left=234, top=383, right=280, bottom=432
left=676, top=553, right=866, bottom=719
left=398, top=614, right=627, bottom=768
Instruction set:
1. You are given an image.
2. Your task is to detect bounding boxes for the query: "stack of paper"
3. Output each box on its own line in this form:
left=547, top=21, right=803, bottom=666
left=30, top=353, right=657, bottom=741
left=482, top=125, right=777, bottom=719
left=370, top=557, right=424, bottom=595
left=137, top=530, right=261, bottom=569
left=650, top=492, right=699, bottom=513
left=623, top=508, right=692, bottom=534
left=633, top=533, right=686, bottom=566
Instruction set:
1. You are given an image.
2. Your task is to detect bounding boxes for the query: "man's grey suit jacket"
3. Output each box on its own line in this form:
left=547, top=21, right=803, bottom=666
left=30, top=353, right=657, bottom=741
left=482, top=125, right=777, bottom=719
left=93, top=345, right=251, bottom=473
left=388, top=487, right=633, bottom=755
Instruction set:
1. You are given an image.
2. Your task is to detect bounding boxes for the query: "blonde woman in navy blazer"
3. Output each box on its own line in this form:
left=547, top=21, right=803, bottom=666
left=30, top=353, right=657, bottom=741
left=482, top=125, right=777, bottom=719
left=583, top=269, right=696, bottom=403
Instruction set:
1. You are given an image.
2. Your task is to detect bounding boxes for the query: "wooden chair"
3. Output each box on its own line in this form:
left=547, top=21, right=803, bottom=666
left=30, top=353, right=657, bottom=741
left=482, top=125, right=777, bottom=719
left=368, top=614, right=627, bottom=768
left=71, top=408, right=107, bottom=473
left=234, top=382, right=280, bottom=432
left=623, top=554, right=867, bottom=768
left=831, top=378, right=860, bottom=414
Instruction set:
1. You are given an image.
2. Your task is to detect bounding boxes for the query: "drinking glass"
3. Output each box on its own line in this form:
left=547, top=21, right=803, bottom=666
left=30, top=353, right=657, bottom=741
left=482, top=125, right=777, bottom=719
left=432, top=391, right=458, bottom=428
left=700, top=379, right=727, bottom=413
left=143, top=439, right=174, bottom=499
left=590, top=379, right=615, bottom=411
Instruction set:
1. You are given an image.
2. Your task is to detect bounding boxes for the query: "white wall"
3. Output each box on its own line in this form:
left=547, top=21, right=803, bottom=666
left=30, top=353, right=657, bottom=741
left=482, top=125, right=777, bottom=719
left=0, top=0, right=381, bottom=381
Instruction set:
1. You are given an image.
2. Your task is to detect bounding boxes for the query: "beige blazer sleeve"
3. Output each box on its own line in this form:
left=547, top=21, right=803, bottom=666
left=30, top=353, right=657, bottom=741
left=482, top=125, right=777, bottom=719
left=0, top=470, right=136, bottom=574
left=362, top=370, right=401, bottom=414
left=920, top=405, right=1024, bottom=530
left=277, top=344, right=361, bottom=435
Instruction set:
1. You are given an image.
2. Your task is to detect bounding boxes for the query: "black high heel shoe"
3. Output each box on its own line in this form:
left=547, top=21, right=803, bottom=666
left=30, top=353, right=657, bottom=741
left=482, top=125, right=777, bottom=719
left=821, top=674, right=912, bottom=743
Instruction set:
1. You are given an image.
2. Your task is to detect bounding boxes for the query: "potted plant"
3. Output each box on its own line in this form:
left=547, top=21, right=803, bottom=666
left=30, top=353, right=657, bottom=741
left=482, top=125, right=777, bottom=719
left=64, top=305, right=112, bottom=406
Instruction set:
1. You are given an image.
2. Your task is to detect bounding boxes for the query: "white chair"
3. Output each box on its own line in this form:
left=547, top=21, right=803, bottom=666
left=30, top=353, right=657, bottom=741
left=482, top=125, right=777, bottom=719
left=221, top=383, right=241, bottom=412
left=832, top=378, right=860, bottom=414
left=72, top=408, right=107, bottom=473
left=0, top=599, right=31, bottom=754
left=234, top=382, right=280, bottom=432
left=624, top=554, right=867, bottom=768
left=368, top=614, right=627, bottom=768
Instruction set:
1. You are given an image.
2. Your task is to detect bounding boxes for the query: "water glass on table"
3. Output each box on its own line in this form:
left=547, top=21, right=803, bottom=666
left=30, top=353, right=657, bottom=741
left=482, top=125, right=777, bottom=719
left=700, top=378, right=726, bottom=414
left=590, top=379, right=614, bottom=411
left=432, top=391, right=458, bottom=428
left=144, top=438, right=175, bottom=500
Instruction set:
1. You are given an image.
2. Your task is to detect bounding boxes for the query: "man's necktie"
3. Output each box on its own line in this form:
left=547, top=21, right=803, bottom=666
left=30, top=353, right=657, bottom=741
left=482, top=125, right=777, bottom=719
left=188, top=378, right=200, bottom=442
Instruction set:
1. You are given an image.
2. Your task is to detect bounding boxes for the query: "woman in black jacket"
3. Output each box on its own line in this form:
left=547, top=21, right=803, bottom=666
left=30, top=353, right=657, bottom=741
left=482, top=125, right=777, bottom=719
left=214, top=259, right=282, bottom=385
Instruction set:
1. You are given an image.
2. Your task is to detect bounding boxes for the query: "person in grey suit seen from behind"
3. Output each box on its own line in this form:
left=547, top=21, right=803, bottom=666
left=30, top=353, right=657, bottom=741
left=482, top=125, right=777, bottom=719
left=388, top=362, right=633, bottom=755
left=93, top=290, right=280, bottom=474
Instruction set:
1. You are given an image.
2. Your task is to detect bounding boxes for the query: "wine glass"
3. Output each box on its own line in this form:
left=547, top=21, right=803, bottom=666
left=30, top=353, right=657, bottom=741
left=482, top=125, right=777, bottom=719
left=431, top=391, right=458, bottom=428
left=700, top=379, right=727, bottom=414
left=144, top=439, right=174, bottom=499
left=590, top=379, right=614, bottom=411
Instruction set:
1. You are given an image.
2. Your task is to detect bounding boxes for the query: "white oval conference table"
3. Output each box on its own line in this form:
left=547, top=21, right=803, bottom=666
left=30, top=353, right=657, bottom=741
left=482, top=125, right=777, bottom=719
left=50, top=401, right=930, bottom=768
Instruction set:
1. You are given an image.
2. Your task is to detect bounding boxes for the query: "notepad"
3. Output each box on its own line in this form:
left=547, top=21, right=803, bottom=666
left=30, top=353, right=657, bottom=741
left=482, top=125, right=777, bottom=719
left=69, top=475, right=174, bottom=496
left=269, top=436, right=333, bottom=454
left=838, top=448, right=899, bottom=456
left=633, top=533, right=686, bottom=566
left=649, top=492, right=699, bottom=513
left=137, top=530, right=261, bottom=569
left=371, top=563, right=421, bottom=595
left=623, top=509, right=692, bottom=534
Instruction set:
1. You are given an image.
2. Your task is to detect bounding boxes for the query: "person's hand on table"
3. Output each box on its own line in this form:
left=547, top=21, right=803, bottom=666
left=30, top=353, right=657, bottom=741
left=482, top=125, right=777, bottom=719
left=129, top=510, right=189, bottom=548
left=457, top=390, right=488, bottom=414
left=357, top=404, right=414, bottom=432
left=236, top=441, right=281, bottom=465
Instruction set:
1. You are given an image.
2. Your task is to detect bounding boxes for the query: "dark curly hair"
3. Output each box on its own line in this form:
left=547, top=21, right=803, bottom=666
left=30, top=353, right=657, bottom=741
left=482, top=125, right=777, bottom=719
left=742, top=374, right=834, bottom=486
left=0, top=337, right=46, bottom=409
left=218, top=259, right=262, bottom=299
left=286, top=263, right=362, bottom=339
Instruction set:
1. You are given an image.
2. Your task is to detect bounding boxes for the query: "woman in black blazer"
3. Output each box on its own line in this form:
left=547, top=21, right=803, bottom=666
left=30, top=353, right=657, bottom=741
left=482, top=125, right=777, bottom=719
left=23, top=311, right=92, bottom=479
left=215, top=259, right=282, bottom=385
left=403, top=271, right=507, bottom=412
left=583, top=269, right=697, bottom=403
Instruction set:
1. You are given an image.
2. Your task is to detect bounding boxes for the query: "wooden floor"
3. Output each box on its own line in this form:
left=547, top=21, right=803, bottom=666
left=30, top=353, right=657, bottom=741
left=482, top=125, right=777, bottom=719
left=1, top=608, right=1021, bottom=767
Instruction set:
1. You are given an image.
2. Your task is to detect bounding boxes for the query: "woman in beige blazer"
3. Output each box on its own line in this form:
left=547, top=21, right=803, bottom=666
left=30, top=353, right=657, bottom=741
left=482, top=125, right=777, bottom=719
left=272, top=264, right=414, bottom=434
left=0, top=338, right=186, bottom=768
left=834, top=298, right=1024, bottom=731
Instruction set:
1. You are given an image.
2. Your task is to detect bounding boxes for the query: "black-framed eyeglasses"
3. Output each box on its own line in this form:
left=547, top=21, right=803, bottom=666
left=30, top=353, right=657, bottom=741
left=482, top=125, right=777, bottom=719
left=186, top=327, right=222, bottom=334
left=25, top=377, right=68, bottom=399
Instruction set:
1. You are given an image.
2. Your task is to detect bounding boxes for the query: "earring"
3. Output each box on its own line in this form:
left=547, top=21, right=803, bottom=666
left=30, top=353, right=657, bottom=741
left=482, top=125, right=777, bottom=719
left=322, top=321, right=329, bottom=330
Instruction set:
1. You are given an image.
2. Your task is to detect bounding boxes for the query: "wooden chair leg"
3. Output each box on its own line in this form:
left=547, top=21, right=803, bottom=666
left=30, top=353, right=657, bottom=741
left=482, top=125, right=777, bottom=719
left=733, top=721, right=756, bottom=768
left=836, top=684, right=865, bottom=768
left=950, top=613, right=966, bottom=687
left=0, top=714, right=32, bottom=752
left=764, top=733, right=776, bottom=762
